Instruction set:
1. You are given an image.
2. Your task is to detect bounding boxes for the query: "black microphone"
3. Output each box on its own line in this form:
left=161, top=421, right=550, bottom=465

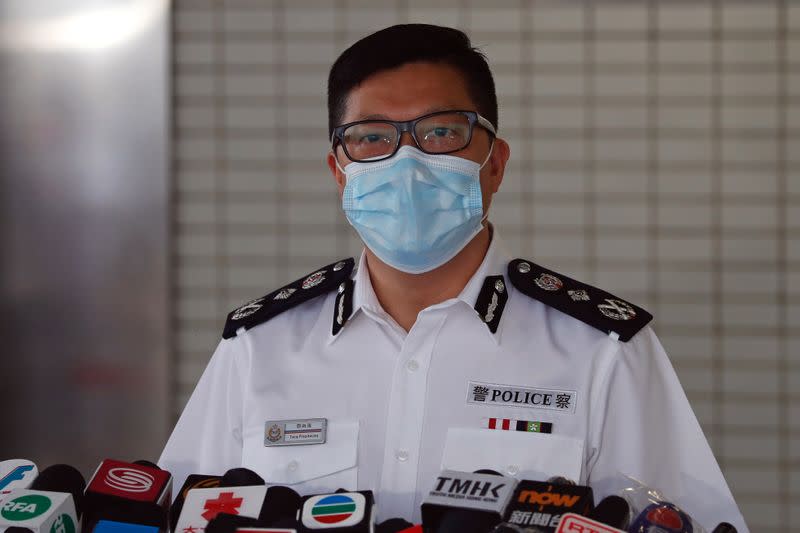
left=205, top=512, right=264, bottom=533
left=220, top=469, right=265, bottom=488
left=500, top=477, right=593, bottom=532
left=169, top=474, right=223, bottom=532
left=375, top=517, right=414, bottom=533
left=82, top=459, right=173, bottom=532
left=132, top=461, right=161, bottom=470
left=258, top=485, right=302, bottom=525
left=421, top=470, right=516, bottom=533
left=29, top=464, right=86, bottom=519
left=587, top=496, right=630, bottom=530
left=711, top=523, right=737, bottom=533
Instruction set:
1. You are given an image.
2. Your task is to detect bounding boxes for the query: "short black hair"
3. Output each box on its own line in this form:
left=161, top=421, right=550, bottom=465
left=327, top=24, right=498, bottom=140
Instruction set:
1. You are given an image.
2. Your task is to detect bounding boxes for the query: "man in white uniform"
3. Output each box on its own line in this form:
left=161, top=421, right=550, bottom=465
left=160, top=24, right=748, bottom=531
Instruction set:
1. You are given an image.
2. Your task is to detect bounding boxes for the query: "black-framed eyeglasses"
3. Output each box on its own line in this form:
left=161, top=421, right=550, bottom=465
left=330, top=110, right=497, bottom=163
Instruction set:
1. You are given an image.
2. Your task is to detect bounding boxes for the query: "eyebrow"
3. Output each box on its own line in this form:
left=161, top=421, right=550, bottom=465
left=356, top=106, right=457, bottom=121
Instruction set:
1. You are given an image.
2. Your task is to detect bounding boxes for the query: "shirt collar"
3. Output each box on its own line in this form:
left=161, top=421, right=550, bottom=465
left=328, top=226, right=512, bottom=345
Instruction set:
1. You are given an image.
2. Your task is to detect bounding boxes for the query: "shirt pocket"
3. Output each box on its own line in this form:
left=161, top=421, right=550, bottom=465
left=441, top=427, right=585, bottom=483
left=242, top=419, right=359, bottom=494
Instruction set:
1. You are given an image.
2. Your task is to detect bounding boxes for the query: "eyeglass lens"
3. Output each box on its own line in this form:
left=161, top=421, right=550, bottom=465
left=342, top=112, right=472, bottom=161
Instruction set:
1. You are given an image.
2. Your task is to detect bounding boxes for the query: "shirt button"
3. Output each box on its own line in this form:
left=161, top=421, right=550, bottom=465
left=287, top=460, right=298, bottom=471
left=406, top=360, right=419, bottom=372
left=507, top=465, right=520, bottom=476
left=396, top=449, right=409, bottom=462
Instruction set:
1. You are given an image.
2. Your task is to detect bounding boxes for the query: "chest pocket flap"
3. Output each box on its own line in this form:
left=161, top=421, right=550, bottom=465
left=442, top=427, right=585, bottom=482
left=243, top=419, right=359, bottom=490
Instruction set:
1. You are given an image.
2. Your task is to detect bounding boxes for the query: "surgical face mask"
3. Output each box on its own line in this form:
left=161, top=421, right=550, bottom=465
left=337, top=144, right=493, bottom=274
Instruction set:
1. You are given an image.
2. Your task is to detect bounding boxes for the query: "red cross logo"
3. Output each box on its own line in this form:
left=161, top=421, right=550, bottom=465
left=202, top=491, right=244, bottom=521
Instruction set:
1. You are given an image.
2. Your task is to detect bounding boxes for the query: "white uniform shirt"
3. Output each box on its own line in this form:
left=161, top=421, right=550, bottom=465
left=159, top=231, right=748, bottom=531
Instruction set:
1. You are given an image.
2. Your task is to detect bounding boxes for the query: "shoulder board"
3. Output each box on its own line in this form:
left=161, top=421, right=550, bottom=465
left=222, top=258, right=355, bottom=339
left=507, top=259, right=652, bottom=342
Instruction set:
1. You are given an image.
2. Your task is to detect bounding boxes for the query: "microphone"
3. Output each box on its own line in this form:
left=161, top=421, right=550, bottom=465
left=258, top=486, right=302, bottom=525
left=628, top=502, right=693, bottom=533
left=711, top=523, right=737, bottom=533
left=174, top=485, right=267, bottom=533
left=170, top=474, right=223, bottom=532
left=500, top=477, right=594, bottom=531
left=92, top=519, right=161, bottom=533
left=82, top=459, right=173, bottom=532
left=0, top=460, right=38, bottom=497
left=204, top=486, right=302, bottom=533
left=586, top=496, right=630, bottom=530
left=297, top=491, right=375, bottom=532
left=220, top=469, right=265, bottom=488
left=421, top=470, right=516, bottom=533
left=205, top=513, right=265, bottom=533
left=235, top=527, right=298, bottom=533
left=554, top=513, right=626, bottom=533
left=132, top=461, right=162, bottom=471
left=375, top=517, right=414, bottom=533
left=0, top=464, right=85, bottom=533
left=29, top=464, right=86, bottom=519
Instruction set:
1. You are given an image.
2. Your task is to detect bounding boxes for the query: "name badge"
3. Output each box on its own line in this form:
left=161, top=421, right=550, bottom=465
left=264, top=418, right=327, bottom=446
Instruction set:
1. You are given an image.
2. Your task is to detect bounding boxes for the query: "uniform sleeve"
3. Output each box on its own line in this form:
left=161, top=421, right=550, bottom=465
left=158, top=337, right=246, bottom=491
left=586, top=327, right=749, bottom=532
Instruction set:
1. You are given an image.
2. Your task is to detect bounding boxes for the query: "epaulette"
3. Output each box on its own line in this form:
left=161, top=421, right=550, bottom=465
left=508, top=259, right=652, bottom=342
left=222, top=258, right=355, bottom=339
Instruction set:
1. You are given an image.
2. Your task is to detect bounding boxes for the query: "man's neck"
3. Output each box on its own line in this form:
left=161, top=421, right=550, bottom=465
left=365, top=225, right=492, bottom=332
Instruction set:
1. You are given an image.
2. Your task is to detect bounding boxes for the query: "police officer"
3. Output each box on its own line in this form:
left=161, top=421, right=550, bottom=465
left=160, top=24, right=748, bottom=531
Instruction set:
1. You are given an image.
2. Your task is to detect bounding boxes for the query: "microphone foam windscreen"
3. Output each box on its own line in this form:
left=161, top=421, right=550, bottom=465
left=588, top=496, right=630, bottom=530
left=220, top=468, right=265, bottom=487
left=30, top=464, right=87, bottom=518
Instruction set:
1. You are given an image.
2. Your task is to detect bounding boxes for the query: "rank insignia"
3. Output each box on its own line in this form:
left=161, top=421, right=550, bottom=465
left=302, top=271, right=326, bottom=290
left=273, top=288, right=296, bottom=300
left=222, top=258, right=354, bottom=339
left=508, top=259, right=652, bottom=342
left=568, top=289, right=590, bottom=302
left=473, top=275, right=508, bottom=334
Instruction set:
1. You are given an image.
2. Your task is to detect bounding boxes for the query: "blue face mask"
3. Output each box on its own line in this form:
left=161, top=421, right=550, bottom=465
left=339, top=144, right=493, bottom=274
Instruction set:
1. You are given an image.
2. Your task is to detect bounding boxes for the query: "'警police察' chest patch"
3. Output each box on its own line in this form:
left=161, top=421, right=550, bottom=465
left=467, top=381, right=577, bottom=413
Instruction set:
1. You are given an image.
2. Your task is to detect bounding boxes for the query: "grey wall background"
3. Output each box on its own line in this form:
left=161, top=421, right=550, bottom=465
left=172, top=1, right=799, bottom=530
left=0, top=0, right=170, bottom=476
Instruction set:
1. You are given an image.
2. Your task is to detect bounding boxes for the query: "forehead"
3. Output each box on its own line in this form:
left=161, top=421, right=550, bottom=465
left=341, top=61, right=477, bottom=123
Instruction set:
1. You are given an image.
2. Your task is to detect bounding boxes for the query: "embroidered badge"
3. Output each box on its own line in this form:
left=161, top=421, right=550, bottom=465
left=302, top=271, right=326, bottom=290
left=486, top=418, right=553, bottom=434
left=467, top=381, right=576, bottom=413
left=264, top=418, right=327, bottom=446
left=598, top=298, right=636, bottom=321
left=484, top=292, right=500, bottom=323
left=231, top=298, right=265, bottom=320
left=535, top=273, right=563, bottom=292
left=273, top=288, right=296, bottom=300
left=568, top=289, right=590, bottom=302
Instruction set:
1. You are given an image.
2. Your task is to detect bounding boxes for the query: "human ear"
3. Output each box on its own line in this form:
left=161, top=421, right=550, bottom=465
left=327, top=150, right=346, bottom=196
